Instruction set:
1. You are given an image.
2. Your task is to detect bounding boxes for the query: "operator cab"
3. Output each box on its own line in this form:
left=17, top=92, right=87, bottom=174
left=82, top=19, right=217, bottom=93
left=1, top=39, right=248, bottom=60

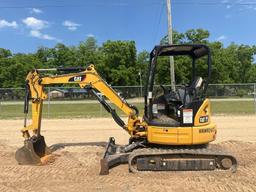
left=144, top=44, right=211, bottom=127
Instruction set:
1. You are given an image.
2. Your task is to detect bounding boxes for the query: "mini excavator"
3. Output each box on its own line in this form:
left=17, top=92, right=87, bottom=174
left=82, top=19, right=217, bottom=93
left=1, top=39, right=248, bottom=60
left=15, top=44, right=237, bottom=175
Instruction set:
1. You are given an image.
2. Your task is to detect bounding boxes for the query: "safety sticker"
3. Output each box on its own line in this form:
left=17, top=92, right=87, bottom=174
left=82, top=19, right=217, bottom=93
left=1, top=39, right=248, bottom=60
left=152, top=104, right=158, bottom=114
left=183, top=109, right=193, bottom=124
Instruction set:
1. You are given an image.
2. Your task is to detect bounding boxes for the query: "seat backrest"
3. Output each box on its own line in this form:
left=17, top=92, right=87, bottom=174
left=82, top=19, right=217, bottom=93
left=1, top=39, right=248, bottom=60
left=190, top=76, right=203, bottom=90
left=177, top=77, right=204, bottom=106
left=189, top=77, right=203, bottom=89
left=177, top=88, right=191, bottom=106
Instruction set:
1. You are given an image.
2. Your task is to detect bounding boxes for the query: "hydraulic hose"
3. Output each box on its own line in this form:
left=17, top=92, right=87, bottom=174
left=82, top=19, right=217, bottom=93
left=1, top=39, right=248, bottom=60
left=90, top=88, right=126, bottom=129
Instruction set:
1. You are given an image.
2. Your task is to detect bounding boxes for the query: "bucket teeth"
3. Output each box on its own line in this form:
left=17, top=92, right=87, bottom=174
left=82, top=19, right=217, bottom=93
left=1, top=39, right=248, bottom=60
left=15, top=135, right=51, bottom=165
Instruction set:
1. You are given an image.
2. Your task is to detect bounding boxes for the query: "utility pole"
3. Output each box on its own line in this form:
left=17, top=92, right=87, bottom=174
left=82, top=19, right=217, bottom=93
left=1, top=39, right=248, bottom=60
left=166, top=0, right=176, bottom=91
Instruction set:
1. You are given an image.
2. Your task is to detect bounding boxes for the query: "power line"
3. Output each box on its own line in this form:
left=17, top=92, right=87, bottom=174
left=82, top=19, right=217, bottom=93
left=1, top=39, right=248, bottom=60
left=174, top=1, right=256, bottom=6
left=154, top=2, right=165, bottom=45
left=0, top=1, right=256, bottom=9
left=0, top=2, right=164, bottom=9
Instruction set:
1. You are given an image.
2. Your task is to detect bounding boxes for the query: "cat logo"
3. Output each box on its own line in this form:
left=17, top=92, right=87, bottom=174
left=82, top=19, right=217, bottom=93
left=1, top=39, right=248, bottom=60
left=68, top=75, right=86, bottom=82
left=74, top=76, right=82, bottom=81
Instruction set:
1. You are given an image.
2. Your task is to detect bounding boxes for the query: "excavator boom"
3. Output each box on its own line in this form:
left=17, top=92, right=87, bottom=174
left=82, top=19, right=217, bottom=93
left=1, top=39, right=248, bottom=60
left=15, top=64, right=143, bottom=167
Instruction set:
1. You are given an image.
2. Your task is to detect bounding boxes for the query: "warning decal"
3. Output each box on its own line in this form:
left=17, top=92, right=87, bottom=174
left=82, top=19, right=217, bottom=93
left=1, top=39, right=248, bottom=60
left=183, top=109, right=193, bottom=124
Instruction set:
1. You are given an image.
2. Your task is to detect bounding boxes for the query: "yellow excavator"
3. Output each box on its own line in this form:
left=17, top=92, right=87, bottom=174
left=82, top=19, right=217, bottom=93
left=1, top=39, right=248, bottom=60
left=15, top=44, right=237, bottom=175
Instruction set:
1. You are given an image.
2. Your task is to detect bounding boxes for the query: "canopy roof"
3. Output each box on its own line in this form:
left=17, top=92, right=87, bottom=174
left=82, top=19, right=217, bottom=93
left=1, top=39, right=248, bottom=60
left=150, top=44, right=210, bottom=59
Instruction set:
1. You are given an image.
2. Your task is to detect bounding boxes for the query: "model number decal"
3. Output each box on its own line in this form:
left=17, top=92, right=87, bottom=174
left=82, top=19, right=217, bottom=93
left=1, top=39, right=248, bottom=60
left=68, top=75, right=86, bottom=82
left=199, top=128, right=215, bottom=133
left=199, top=116, right=209, bottom=123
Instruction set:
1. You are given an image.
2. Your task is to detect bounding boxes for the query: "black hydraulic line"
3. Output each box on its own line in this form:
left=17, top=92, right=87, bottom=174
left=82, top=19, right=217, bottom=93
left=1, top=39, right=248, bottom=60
left=24, top=80, right=30, bottom=114
left=36, top=66, right=86, bottom=72
left=23, top=80, right=30, bottom=129
left=128, top=104, right=139, bottom=117
left=90, top=89, right=126, bottom=129
left=56, top=66, right=86, bottom=72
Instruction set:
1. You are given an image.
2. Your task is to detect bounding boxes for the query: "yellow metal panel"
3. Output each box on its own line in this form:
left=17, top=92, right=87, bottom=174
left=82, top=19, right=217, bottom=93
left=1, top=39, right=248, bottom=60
left=147, top=122, right=216, bottom=145
left=147, top=126, right=177, bottom=145
left=194, top=99, right=211, bottom=126
left=177, top=127, right=192, bottom=145
left=192, top=123, right=216, bottom=145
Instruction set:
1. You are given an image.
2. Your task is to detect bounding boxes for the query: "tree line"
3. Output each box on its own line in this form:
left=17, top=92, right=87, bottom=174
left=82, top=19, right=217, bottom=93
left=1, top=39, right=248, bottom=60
left=0, top=29, right=255, bottom=88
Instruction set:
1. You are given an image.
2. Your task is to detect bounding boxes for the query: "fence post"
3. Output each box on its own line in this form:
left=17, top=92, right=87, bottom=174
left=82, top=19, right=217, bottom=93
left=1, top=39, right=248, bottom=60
left=140, top=85, right=143, bottom=98
left=48, top=87, right=50, bottom=118
left=254, top=84, right=256, bottom=114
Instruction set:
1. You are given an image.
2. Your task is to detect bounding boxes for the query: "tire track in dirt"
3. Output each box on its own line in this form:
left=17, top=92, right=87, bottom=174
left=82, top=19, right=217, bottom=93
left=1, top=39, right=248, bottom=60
left=1, top=141, right=256, bottom=192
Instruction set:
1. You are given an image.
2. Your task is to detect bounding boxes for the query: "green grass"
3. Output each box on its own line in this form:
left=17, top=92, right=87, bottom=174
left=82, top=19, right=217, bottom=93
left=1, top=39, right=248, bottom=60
left=0, top=101, right=254, bottom=119
left=211, top=101, right=255, bottom=114
left=0, top=103, right=145, bottom=119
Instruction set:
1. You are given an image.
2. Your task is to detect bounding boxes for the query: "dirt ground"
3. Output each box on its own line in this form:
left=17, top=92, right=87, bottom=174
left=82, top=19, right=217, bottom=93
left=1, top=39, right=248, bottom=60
left=0, top=115, right=256, bottom=192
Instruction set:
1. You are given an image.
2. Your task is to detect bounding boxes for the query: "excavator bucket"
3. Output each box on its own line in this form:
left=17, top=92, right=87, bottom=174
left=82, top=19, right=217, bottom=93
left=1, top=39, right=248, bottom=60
left=15, top=135, right=51, bottom=165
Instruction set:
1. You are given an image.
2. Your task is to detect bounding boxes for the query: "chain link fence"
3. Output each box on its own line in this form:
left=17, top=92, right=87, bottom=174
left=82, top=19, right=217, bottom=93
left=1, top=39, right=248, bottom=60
left=0, top=84, right=255, bottom=119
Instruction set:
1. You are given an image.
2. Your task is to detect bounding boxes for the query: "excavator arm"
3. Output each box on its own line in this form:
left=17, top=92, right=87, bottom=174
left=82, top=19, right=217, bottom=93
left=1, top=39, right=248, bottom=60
left=22, top=64, right=140, bottom=138
left=16, top=64, right=146, bottom=168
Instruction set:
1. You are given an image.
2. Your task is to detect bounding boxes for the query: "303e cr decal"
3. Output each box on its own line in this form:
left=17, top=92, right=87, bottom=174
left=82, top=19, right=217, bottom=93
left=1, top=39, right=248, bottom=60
left=199, top=115, right=209, bottom=123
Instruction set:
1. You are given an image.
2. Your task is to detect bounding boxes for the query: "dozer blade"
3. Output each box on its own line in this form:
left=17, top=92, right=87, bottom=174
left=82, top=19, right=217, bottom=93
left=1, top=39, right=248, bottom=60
left=15, top=135, right=51, bottom=165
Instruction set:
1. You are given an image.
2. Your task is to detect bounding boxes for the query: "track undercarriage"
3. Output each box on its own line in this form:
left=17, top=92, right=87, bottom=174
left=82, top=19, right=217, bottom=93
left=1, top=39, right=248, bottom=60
left=15, top=136, right=238, bottom=175
left=100, top=137, right=238, bottom=175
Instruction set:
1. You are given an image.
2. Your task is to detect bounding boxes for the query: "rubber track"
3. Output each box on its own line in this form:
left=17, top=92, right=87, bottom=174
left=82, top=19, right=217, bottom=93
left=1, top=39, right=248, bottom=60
left=128, top=146, right=238, bottom=173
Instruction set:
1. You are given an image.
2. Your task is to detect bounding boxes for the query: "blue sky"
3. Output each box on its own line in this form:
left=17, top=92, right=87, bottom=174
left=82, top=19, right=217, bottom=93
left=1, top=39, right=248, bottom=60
left=0, top=0, right=256, bottom=53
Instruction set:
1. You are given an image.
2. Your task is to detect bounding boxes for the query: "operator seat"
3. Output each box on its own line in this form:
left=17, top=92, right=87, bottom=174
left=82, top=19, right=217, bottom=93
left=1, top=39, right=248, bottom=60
left=145, top=77, right=204, bottom=127
left=177, top=76, right=204, bottom=106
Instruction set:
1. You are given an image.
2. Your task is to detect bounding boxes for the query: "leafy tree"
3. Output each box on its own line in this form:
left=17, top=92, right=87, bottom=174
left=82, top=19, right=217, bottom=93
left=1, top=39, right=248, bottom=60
left=101, top=40, right=137, bottom=85
left=0, top=29, right=256, bottom=88
left=160, top=30, right=185, bottom=45
left=0, top=53, right=39, bottom=87
left=77, top=37, right=98, bottom=65
left=184, top=29, right=209, bottom=44
left=137, top=51, right=150, bottom=84
left=0, top=48, right=12, bottom=58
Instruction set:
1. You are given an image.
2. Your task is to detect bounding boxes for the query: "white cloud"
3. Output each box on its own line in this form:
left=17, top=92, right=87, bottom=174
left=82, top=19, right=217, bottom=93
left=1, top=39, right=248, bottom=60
left=216, top=35, right=227, bottom=41
left=234, top=0, right=256, bottom=11
left=62, top=20, right=81, bottom=31
left=30, top=30, right=61, bottom=42
left=0, top=19, right=18, bottom=29
left=226, top=5, right=231, bottom=9
left=22, top=17, right=48, bottom=30
left=30, top=8, right=43, bottom=14
left=87, top=33, right=95, bottom=37
left=30, top=30, right=41, bottom=38
left=22, top=17, right=61, bottom=42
